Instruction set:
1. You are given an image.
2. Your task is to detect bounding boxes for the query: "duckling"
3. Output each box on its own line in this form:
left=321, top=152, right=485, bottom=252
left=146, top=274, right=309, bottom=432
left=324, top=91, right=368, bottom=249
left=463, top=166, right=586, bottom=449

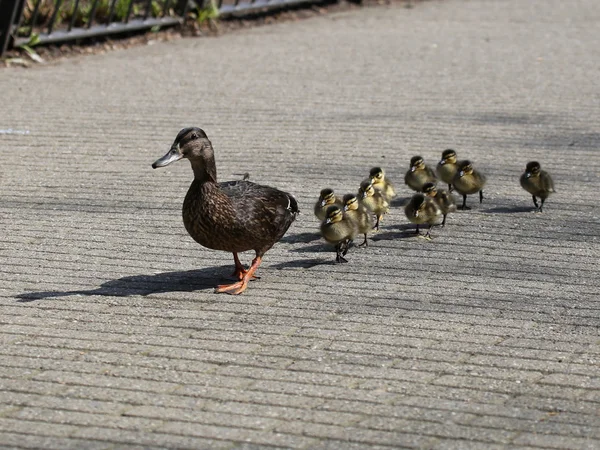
left=314, top=188, right=343, bottom=221
left=436, top=149, right=465, bottom=192
left=358, top=180, right=390, bottom=231
left=320, top=205, right=358, bottom=263
left=520, top=161, right=555, bottom=212
left=452, top=160, right=486, bottom=210
left=422, top=182, right=456, bottom=227
left=404, top=193, right=442, bottom=239
left=368, top=167, right=396, bottom=201
left=405, top=156, right=437, bottom=192
left=152, top=127, right=298, bottom=295
left=343, top=193, right=373, bottom=247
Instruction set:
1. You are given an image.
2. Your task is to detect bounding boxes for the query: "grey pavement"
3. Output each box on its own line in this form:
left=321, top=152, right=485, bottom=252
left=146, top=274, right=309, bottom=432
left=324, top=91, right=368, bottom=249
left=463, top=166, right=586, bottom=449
left=1, top=0, right=599, bottom=448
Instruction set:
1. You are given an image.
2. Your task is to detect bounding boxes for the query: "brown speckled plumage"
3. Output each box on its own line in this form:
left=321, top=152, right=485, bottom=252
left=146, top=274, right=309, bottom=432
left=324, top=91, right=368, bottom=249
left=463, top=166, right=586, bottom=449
left=153, top=127, right=298, bottom=294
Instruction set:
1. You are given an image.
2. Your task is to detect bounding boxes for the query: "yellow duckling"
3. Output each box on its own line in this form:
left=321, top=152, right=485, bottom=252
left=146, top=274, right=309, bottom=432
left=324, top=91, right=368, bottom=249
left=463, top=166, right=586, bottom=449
left=422, top=182, right=456, bottom=227
left=343, top=193, right=373, bottom=247
left=368, top=167, right=396, bottom=201
left=520, top=161, right=555, bottom=212
left=452, top=160, right=486, bottom=210
left=320, top=205, right=358, bottom=263
left=436, top=149, right=465, bottom=192
left=404, top=193, right=442, bottom=239
left=405, top=156, right=437, bottom=192
left=358, top=180, right=390, bottom=231
left=314, top=188, right=343, bottom=221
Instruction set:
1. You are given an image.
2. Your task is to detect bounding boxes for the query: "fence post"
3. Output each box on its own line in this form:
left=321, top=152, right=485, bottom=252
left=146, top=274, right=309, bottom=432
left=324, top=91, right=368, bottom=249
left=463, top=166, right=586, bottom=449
left=0, top=0, right=21, bottom=56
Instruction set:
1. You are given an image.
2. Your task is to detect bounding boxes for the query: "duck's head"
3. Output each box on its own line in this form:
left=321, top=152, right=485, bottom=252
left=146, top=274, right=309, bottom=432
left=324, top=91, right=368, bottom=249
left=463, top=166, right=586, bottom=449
left=439, top=149, right=457, bottom=165
left=524, top=161, right=541, bottom=178
left=407, top=194, right=426, bottom=217
left=319, top=188, right=337, bottom=207
left=409, top=156, right=425, bottom=172
left=324, top=205, right=344, bottom=224
left=358, top=180, right=375, bottom=199
left=422, top=182, right=438, bottom=197
left=457, top=160, right=473, bottom=177
left=369, top=167, right=385, bottom=183
left=152, top=127, right=212, bottom=169
left=343, top=193, right=359, bottom=212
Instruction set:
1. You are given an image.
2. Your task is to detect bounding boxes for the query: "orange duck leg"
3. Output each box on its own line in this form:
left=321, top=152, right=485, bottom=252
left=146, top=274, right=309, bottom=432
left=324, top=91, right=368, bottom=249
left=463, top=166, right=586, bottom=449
left=216, top=256, right=262, bottom=295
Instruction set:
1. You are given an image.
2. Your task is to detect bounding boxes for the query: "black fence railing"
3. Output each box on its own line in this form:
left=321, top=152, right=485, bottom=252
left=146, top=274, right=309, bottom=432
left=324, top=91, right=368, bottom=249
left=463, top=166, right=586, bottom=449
left=0, top=0, right=324, bottom=57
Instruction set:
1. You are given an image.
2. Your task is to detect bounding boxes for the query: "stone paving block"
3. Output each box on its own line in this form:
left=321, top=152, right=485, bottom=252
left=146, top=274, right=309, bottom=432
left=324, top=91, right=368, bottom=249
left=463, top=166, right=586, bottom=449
left=0, top=432, right=109, bottom=450
left=513, top=432, right=600, bottom=450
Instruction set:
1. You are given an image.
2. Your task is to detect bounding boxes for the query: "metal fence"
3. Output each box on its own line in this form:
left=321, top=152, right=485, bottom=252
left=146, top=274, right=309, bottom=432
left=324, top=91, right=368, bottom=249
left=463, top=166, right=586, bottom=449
left=0, top=0, right=324, bottom=57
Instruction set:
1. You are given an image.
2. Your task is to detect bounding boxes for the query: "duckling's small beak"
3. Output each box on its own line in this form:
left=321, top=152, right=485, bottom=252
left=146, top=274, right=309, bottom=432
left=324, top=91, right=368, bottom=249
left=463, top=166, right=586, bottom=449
left=343, top=205, right=349, bottom=212
left=414, top=211, right=419, bottom=217
left=439, top=159, right=446, bottom=165
left=152, top=145, right=183, bottom=169
left=525, top=172, right=532, bottom=178
left=458, top=170, right=465, bottom=177
left=410, top=166, right=418, bottom=172
left=325, top=218, right=332, bottom=224
left=320, top=199, right=327, bottom=207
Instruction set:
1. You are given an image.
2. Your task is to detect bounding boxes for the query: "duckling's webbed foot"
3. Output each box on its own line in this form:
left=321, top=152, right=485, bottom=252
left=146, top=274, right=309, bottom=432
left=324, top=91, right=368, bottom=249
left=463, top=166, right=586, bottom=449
left=457, top=194, right=471, bottom=210
left=216, top=256, right=262, bottom=295
left=373, top=216, right=381, bottom=231
left=415, top=224, right=420, bottom=235
left=335, top=243, right=349, bottom=263
left=448, top=184, right=453, bottom=192
left=441, top=214, right=447, bottom=227
left=532, top=195, right=539, bottom=209
left=358, top=234, right=368, bottom=247
left=479, top=190, right=484, bottom=204
left=539, top=198, right=545, bottom=213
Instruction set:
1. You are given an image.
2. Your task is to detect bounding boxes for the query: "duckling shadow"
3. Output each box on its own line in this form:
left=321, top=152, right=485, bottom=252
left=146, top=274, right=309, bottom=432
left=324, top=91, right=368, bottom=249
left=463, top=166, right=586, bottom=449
left=371, top=225, right=420, bottom=241
left=269, top=258, right=336, bottom=270
left=15, top=266, right=231, bottom=302
left=280, top=231, right=322, bottom=244
left=483, top=205, right=535, bottom=214
left=391, top=196, right=411, bottom=208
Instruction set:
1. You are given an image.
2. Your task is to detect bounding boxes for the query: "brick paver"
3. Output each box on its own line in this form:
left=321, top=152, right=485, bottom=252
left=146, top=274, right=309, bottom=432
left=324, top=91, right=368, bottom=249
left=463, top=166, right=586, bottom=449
left=1, top=0, right=599, bottom=448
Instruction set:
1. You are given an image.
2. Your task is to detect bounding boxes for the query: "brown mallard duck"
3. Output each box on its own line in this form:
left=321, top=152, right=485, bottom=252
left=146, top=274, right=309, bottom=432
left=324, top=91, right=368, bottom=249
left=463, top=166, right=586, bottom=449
left=367, top=167, right=396, bottom=201
left=320, top=205, right=358, bottom=263
left=314, top=188, right=343, bottom=221
left=453, top=160, right=486, bottom=210
left=404, top=193, right=442, bottom=239
left=405, top=156, right=437, bottom=192
left=152, top=127, right=298, bottom=295
left=358, top=180, right=389, bottom=231
left=436, top=149, right=465, bottom=192
left=342, top=193, right=373, bottom=247
left=520, top=161, right=555, bottom=212
left=422, top=182, right=456, bottom=227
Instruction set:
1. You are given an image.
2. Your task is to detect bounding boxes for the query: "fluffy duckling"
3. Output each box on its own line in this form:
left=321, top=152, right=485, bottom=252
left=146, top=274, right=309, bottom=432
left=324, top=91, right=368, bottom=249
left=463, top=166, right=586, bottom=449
left=404, top=193, right=442, bottom=239
left=520, top=161, right=555, bottom=212
left=422, top=182, right=456, bottom=227
left=452, top=160, right=486, bottom=210
left=320, top=205, right=358, bottom=263
left=436, top=149, right=465, bottom=192
left=368, top=167, right=396, bottom=201
left=152, top=127, right=298, bottom=295
left=358, top=180, right=390, bottom=231
left=314, top=188, right=343, bottom=221
left=343, top=193, right=373, bottom=247
left=405, top=156, right=437, bottom=192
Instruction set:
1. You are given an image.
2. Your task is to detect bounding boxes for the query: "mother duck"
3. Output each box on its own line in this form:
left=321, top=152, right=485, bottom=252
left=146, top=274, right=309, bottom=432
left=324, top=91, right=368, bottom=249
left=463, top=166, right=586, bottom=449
left=152, top=127, right=298, bottom=295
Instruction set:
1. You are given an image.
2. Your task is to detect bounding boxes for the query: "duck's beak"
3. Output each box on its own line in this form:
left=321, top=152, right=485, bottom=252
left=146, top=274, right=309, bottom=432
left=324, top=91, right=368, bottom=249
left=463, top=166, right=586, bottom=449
left=410, top=166, right=417, bottom=172
left=320, top=199, right=327, bottom=207
left=525, top=172, right=532, bottom=178
left=458, top=170, right=464, bottom=177
left=439, top=159, right=446, bottom=165
left=152, top=144, right=183, bottom=169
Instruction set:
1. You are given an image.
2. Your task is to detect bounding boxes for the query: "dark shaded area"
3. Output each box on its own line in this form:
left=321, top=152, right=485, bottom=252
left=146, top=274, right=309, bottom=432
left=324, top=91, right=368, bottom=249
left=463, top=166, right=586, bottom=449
left=16, top=266, right=232, bottom=302
left=483, top=205, right=535, bottom=214
left=280, top=231, right=322, bottom=244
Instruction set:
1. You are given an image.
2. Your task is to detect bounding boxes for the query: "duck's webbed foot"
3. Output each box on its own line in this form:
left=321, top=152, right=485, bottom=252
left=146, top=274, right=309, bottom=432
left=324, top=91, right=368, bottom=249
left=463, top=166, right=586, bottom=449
left=216, top=256, right=262, bottom=295
left=230, top=253, right=260, bottom=281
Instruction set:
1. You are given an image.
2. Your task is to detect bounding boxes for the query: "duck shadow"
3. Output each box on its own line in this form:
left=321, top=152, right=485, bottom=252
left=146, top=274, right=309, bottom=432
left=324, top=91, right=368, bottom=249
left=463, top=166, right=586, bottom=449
left=269, top=258, right=337, bottom=270
left=391, top=196, right=411, bottom=208
left=15, top=266, right=233, bottom=302
left=483, top=205, right=535, bottom=214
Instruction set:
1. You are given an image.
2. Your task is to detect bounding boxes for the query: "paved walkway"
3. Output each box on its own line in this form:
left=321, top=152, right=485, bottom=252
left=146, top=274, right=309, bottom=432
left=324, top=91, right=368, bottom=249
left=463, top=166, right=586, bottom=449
left=1, top=0, right=599, bottom=448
